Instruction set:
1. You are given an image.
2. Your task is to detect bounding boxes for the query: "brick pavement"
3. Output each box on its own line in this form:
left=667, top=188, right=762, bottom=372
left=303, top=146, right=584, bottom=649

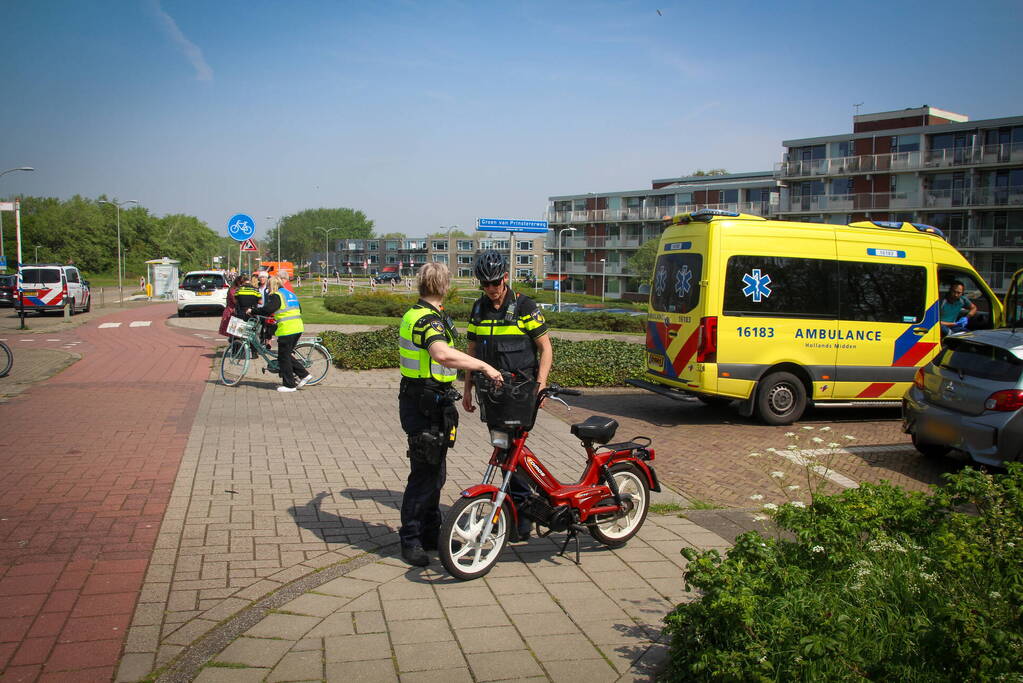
left=0, top=304, right=217, bottom=681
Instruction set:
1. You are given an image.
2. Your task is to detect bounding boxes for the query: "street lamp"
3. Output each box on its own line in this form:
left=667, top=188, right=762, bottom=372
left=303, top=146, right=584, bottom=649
left=34, top=245, right=41, bottom=262
left=313, top=227, right=340, bottom=276
left=0, top=167, right=34, bottom=265
left=98, top=198, right=138, bottom=304
left=556, top=226, right=577, bottom=312
left=266, top=215, right=288, bottom=264
left=600, top=258, right=606, bottom=303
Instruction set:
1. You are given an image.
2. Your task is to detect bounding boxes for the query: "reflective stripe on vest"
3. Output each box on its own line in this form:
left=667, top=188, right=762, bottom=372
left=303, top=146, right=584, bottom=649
left=398, top=306, right=457, bottom=383
left=235, top=286, right=260, bottom=297
left=274, top=289, right=304, bottom=336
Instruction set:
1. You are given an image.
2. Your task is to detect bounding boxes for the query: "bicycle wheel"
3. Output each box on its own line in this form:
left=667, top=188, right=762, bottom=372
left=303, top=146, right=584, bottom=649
left=294, top=341, right=331, bottom=385
left=0, top=341, right=12, bottom=378
left=220, top=340, right=250, bottom=386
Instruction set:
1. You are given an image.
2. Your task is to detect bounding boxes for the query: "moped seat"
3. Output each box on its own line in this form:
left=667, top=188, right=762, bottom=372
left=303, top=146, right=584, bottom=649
left=570, top=415, right=619, bottom=444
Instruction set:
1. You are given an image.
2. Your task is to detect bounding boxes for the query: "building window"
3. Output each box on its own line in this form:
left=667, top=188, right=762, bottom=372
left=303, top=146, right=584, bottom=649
left=891, top=134, right=920, bottom=153
left=368, top=241, right=379, bottom=251
left=433, top=254, right=449, bottom=265
left=516, top=255, right=533, bottom=265
left=572, top=199, right=586, bottom=211
left=515, top=268, right=533, bottom=279
left=458, top=268, right=473, bottom=278
left=386, top=255, right=397, bottom=264
left=368, top=255, right=378, bottom=264
left=432, top=240, right=448, bottom=251
left=458, top=255, right=474, bottom=265
left=457, top=240, right=474, bottom=251
left=385, top=240, right=399, bottom=251
left=516, top=240, right=533, bottom=251
left=831, top=178, right=853, bottom=195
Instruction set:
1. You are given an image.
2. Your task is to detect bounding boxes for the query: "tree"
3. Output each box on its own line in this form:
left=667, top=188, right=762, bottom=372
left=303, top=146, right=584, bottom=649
left=265, top=208, right=374, bottom=262
left=691, top=169, right=729, bottom=176
left=426, top=228, right=472, bottom=238
left=626, top=238, right=660, bottom=283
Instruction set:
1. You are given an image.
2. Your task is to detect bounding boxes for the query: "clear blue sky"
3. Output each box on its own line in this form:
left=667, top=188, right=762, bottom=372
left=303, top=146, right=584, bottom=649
left=3, top=0, right=1021, bottom=240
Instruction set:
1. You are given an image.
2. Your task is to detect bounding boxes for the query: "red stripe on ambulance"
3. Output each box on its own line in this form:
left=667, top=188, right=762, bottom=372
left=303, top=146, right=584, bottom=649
left=856, top=382, right=894, bottom=399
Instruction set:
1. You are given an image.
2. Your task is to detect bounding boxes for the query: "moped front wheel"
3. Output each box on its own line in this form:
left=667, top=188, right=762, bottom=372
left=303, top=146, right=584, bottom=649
left=588, top=463, right=650, bottom=547
left=440, top=494, right=509, bottom=581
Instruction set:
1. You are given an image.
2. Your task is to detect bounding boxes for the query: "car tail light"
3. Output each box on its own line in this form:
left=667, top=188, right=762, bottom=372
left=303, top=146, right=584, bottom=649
left=696, top=316, right=717, bottom=363
left=913, top=367, right=926, bottom=390
left=984, top=390, right=1023, bottom=412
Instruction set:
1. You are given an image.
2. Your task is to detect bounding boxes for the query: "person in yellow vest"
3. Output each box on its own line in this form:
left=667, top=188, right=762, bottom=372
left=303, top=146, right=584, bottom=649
left=398, top=262, right=502, bottom=567
left=250, top=275, right=309, bottom=393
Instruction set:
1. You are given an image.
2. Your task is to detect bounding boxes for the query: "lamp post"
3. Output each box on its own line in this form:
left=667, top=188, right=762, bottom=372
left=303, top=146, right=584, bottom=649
left=266, top=215, right=287, bottom=264
left=98, top=198, right=138, bottom=304
left=313, top=227, right=340, bottom=276
left=600, top=258, right=606, bottom=302
left=556, top=226, right=577, bottom=312
left=34, top=245, right=41, bottom=262
left=0, top=167, right=34, bottom=266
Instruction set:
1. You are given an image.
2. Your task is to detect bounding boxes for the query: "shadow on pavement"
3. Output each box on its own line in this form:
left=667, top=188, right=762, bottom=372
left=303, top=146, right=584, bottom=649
left=287, top=491, right=397, bottom=552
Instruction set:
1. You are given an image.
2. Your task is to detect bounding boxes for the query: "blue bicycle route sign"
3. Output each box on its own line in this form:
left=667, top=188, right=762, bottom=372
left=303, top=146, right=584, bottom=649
left=227, top=214, right=256, bottom=242
left=476, top=218, right=549, bottom=234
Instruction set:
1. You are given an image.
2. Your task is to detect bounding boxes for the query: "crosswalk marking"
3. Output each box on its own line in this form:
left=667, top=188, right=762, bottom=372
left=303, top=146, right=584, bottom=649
left=98, top=323, right=121, bottom=328
left=129, top=321, right=152, bottom=327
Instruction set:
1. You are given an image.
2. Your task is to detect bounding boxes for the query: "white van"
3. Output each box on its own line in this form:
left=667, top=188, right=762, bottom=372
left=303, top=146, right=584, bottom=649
left=18, top=264, right=92, bottom=315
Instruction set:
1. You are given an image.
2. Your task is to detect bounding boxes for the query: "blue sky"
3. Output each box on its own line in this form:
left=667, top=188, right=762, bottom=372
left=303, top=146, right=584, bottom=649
left=3, top=0, right=1021, bottom=240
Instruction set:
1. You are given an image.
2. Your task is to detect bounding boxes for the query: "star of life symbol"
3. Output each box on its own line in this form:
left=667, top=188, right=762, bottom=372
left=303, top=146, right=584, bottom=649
left=675, top=265, right=692, bottom=298
left=742, top=269, right=772, bottom=303
left=654, top=266, right=668, bottom=296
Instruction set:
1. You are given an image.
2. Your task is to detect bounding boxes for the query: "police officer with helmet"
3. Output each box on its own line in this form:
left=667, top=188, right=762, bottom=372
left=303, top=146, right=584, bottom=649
left=462, top=250, right=553, bottom=540
left=398, top=262, right=502, bottom=567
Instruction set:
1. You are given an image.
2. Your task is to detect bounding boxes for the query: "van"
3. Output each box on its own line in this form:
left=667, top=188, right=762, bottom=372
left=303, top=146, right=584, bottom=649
left=626, top=209, right=1002, bottom=425
left=18, top=263, right=91, bottom=315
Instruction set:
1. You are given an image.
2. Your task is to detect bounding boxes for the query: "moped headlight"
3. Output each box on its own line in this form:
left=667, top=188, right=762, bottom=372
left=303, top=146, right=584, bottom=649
left=488, top=429, right=510, bottom=448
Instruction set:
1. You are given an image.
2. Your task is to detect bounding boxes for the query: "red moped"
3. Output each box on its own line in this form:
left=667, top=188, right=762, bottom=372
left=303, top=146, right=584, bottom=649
left=439, top=377, right=660, bottom=580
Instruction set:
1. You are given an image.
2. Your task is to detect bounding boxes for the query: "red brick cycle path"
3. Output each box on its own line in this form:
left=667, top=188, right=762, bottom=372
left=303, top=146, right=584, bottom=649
left=0, top=304, right=216, bottom=681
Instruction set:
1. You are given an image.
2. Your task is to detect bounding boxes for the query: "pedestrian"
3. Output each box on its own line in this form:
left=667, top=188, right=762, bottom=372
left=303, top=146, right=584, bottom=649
left=234, top=276, right=261, bottom=321
left=462, top=250, right=553, bottom=541
left=397, top=262, right=502, bottom=567
left=250, top=275, right=310, bottom=393
left=218, top=273, right=245, bottom=338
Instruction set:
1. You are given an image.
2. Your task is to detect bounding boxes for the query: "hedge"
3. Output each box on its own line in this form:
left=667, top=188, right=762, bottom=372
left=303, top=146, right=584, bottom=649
left=318, top=326, right=645, bottom=387
left=323, top=293, right=645, bottom=334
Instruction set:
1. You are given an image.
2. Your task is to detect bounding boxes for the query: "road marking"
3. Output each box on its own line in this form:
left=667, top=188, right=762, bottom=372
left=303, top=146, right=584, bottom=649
left=47, top=339, right=60, bottom=341
left=129, top=321, right=152, bottom=327
left=98, top=323, right=121, bottom=328
left=778, top=445, right=917, bottom=489
left=18, top=339, right=34, bottom=342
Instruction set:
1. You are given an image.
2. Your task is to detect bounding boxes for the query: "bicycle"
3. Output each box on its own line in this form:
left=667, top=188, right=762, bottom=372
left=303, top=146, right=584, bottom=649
left=219, top=315, right=331, bottom=387
left=439, top=373, right=660, bottom=580
left=0, top=340, right=11, bottom=378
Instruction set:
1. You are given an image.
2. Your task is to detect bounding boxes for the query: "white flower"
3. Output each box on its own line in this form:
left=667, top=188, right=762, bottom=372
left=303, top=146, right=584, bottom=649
left=801, top=426, right=814, bottom=431
left=811, top=545, right=824, bottom=553
left=811, top=437, right=824, bottom=444
left=750, top=493, right=764, bottom=501
left=751, top=514, right=767, bottom=522
left=844, top=435, right=857, bottom=441
left=784, top=432, right=796, bottom=437
left=1006, top=542, right=1015, bottom=548
left=786, top=444, right=799, bottom=450
left=827, top=442, right=840, bottom=448
left=790, top=501, right=806, bottom=508
left=990, top=591, right=1002, bottom=599
left=819, top=426, right=831, bottom=432
left=787, top=484, right=800, bottom=491
left=747, top=452, right=761, bottom=458
left=770, top=471, right=785, bottom=479
left=762, top=503, right=778, bottom=511
left=765, top=447, right=777, bottom=453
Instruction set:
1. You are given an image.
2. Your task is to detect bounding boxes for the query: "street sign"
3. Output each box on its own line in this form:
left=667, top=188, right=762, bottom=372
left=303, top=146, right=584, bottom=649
left=553, top=281, right=560, bottom=291
left=0, top=202, right=15, bottom=211
left=227, top=214, right=256, bottom=242
left=240, top=238, right=258, bottom=252
left=476, top=218, right=549, bottom=234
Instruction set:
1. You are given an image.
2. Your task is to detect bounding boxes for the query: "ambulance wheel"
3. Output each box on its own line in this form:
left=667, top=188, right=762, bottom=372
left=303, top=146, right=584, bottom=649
left=756, top=372, right=806, bottom=426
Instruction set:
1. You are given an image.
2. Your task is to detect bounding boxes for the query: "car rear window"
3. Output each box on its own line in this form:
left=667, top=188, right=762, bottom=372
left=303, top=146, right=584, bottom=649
left=181, top=274, right=226, bottom=290
left=20, top=268, right=61, bottom=284
left=0, top=275, right=15, bottom=286
left=935, top=339, right=1023, bottom=383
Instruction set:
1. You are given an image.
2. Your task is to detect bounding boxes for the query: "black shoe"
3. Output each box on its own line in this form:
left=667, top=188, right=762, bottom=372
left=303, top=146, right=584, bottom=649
left=401, top=544, right=429, bottom=567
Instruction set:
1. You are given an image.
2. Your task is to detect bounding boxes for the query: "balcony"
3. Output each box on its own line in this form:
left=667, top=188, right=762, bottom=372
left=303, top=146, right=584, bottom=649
left=945, top=229, right=1023, bottom=249
left=561, top=261, right=627, bottom=275
left=547, top=200, right=777, bottom=224
left=780, top=187, right=1023, bottom=213
left=774, top=143, right=1023, bottom=179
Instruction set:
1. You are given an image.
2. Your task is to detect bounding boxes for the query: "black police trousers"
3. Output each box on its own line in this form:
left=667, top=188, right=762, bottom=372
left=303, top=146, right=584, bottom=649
left=398, top=394, right=447, bottom=549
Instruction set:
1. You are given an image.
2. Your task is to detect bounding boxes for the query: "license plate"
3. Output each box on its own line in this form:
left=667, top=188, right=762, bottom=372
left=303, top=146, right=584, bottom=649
left=647, top=353, right=664, bottom=371
left=23, top=290, right=37, bottom=296
left=921, top=419, right=958, bottom=444
left=197, top=291, right=212, bottom=296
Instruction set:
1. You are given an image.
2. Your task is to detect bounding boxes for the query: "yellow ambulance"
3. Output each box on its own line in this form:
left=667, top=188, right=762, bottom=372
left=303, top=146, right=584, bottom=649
left=626, top=209, right=1002, bottom=425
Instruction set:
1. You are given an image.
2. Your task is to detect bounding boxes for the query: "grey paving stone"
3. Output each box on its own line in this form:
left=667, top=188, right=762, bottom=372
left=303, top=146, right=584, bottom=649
left=267, top=650, right=323, bottom=682
left=509, top=611, right=580, bottom=637
left=496, top=592, right=564, bottom=615
left=244, top=613, right=321, bottom=640
left=382, top=596, right=445, bottom=621
left=544, top=657, right=618, bottom=682
left=194, top=667, right=270, bottom=683
left=354, top=610, right=386, bottom=633
left=397, top=667, right=474, bottom=683
left=324, top=632, right=391, bottom=662
left=454, top=625, right=525, bottom=653
left=115, top=652, right=155, bottom=682
left=325, top=658, right=397, bottom=682
left=465, top=650, right=543, bottom=681
left=388, top=618, right=454, bottom=645
left=215, top=637, right=293, bottom=669
left=394, top=641, right=467, bottom=673
left=524, top=632, right=602, bottom=661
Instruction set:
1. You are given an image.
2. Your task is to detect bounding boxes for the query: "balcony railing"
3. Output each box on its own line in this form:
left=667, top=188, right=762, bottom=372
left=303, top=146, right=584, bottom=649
left=775, top=142, right=1023, bottom=179
left=547, top=201, right=776, bottom=224
left=561, top=262, right=627, bottom=275
left=780, top=186, right=1023, bottom=213
left=945, top=229, right=1023, bottom=249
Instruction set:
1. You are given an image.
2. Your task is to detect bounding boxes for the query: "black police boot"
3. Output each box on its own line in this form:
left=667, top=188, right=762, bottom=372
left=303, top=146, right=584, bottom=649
left=401, top=544, right=429, bottom=567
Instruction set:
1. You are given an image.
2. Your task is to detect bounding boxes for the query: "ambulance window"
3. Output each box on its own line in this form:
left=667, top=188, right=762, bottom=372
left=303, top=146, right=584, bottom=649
left=723, top=256, right=836, bottom=318
left=650, top=253, right=702, bottom=314
left=839, top=262, right=926, bottom=323
left=938, top=268, right=993, bottom=330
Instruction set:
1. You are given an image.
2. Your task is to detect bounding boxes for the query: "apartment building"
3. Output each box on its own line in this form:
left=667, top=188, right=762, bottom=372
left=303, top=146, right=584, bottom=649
left=330, top=238, right=429, bottom=275
left=775, top=106, right=1023, bottom=291
left=546, top=172, right=779, bottom=300
left=426, top=235, right=549, bottom=281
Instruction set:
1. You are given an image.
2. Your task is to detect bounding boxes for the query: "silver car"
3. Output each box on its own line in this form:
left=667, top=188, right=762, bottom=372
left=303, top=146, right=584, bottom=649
left=903, top=329, right=1023, bottom=467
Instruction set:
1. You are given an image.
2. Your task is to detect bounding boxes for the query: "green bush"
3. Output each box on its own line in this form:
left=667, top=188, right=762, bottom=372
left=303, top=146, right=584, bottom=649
left=318, top=327, right=645, bottom=386
left=663, top=464, right=1023, bottom=682
left=322, top=292, right=646, bottom=333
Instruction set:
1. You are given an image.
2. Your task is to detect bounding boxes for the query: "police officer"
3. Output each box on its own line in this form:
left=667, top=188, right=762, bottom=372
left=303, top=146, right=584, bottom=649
left=398, top=262, right=502, bottom=567
left=251, top=275, right=309, bottom=393
left=234, top=276, right=261, bottom=320
left=462, top=250, right=553, bottom=541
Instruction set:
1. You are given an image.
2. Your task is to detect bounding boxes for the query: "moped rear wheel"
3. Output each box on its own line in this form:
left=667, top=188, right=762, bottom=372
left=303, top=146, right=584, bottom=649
left=588, top=463, right=650, bottom=547
left=440, top=494, right=509, bottom=581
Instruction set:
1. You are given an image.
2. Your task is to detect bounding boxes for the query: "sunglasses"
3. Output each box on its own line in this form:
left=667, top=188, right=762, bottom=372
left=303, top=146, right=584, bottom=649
left=481, top=279, right=503, bottom=288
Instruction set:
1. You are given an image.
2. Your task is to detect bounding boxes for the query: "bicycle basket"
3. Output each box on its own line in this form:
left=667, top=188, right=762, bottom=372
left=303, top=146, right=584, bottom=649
left=227, top=316, right=256, bottom=337
left=474, top=375, right=539, bottom=430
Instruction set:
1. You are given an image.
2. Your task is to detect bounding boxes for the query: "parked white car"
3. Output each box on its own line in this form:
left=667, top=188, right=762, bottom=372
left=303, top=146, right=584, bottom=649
left=177, top=270, right=229, bottom=316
